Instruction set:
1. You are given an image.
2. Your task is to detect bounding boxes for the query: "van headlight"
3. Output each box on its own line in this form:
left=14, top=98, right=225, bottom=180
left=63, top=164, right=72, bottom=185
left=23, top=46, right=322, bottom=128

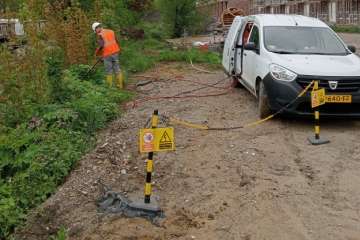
left=269, top=64, right=297, bottom=81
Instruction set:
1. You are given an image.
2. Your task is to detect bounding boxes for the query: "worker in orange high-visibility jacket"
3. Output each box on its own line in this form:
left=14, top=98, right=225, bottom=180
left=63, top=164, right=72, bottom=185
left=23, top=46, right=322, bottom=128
left=92, top=22, right=123, bottom=89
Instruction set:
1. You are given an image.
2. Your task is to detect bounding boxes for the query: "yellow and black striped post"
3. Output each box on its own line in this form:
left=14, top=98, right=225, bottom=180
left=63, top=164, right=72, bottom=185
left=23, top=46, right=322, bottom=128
left=144, top=110, right=158, bottom=203
left=308, top=81, right=330, bottom=145
left=314, top=81, right=321, bottom=140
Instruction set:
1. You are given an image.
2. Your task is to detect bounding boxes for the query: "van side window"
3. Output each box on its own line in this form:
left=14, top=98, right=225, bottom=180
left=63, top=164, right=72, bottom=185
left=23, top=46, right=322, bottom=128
left=249, top=26, right=259, bottom=48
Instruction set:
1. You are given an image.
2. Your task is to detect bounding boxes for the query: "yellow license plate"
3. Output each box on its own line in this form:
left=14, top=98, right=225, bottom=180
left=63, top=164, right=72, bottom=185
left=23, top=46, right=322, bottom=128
left=325, top=95, right=352, bottom=103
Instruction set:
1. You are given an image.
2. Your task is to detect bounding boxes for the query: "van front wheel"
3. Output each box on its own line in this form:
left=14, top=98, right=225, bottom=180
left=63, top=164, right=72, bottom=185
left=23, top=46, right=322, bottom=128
left=258, top=81, right=272, bottom=118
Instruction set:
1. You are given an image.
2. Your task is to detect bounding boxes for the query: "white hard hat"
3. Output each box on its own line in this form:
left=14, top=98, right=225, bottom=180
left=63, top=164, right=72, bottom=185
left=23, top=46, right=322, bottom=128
left=92, top=22, right=101, bottom=32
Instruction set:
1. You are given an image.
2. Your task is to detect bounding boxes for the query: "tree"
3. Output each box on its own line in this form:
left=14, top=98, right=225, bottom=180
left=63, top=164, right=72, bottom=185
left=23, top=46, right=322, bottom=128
left=0, top=0, right=24, bottom=12
left=157, top=0, right=198, bottom=38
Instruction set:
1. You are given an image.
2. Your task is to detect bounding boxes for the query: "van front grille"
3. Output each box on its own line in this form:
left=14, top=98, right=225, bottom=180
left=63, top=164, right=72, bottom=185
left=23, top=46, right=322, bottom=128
left=297, top=76, right=360, bottom=93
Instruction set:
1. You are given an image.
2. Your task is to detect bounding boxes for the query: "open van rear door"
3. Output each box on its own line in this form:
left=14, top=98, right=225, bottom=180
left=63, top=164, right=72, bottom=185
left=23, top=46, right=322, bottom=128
left=222, top=16, right=244, bottom=75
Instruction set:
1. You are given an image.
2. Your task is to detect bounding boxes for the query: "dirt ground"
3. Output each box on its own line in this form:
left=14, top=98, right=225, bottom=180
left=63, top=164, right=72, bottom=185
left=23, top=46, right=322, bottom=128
left=15, top=59, right=360, bottom=240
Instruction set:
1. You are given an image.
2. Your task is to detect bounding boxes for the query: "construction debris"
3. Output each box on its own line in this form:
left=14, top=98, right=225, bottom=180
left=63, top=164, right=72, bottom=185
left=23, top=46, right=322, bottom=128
left=97, top=190, right=164, bottom=222
left=221, top=7, right=245, bottom=28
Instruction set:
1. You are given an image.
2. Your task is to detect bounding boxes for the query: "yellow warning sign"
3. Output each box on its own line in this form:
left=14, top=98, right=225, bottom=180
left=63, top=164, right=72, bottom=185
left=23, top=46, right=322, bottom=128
left=311, top=88, right=326, bottom=108
left=139, top=127, right=175, bottom=153
left=159, top=130, right=173, bottom=150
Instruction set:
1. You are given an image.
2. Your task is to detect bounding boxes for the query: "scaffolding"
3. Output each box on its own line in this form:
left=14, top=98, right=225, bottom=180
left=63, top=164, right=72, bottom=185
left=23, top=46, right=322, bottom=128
left=337, top=0, right=360, bottom=24
left=217, top=0, right=229, bottom=21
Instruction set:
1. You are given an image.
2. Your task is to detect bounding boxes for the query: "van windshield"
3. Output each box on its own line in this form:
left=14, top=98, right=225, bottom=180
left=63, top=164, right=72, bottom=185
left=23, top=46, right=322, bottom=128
left=264, top=26, right=349, bottom=55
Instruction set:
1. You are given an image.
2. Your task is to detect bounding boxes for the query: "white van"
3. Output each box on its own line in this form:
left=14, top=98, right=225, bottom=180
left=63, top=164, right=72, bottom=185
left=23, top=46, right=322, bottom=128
left=223, top=14, right=360, bottom=117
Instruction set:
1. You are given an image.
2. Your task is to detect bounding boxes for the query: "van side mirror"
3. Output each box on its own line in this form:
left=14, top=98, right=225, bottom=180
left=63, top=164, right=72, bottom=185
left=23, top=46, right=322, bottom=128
left=244, top=42, right=259, bottom=52
left=348, top=45, right=356, bottom=53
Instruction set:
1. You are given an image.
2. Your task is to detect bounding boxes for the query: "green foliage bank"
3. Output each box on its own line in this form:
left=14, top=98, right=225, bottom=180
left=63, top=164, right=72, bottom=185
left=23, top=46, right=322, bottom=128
left=0, top=0, right=220, bottom=238
left=0, top=55, right=131, bottom=237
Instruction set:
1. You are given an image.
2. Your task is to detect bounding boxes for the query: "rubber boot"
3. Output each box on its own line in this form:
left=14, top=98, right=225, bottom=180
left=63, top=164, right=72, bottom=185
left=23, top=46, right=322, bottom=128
left=106, top=74, right=113, bottom=87
left=116, top=72, right=124, bottom=89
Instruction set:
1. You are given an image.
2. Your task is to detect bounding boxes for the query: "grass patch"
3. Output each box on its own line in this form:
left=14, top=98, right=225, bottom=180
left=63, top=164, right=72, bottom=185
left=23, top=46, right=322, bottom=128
left=332, top=25, right=360, bottom=33
left=120, top=39, right=221, bottom=73
left=158, top=48, right=221, bottom=65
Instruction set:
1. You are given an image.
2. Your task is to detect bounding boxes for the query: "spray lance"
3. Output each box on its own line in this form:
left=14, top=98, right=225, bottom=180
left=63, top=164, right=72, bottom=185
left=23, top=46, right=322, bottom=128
left=86, top=57, right=103, bottom=76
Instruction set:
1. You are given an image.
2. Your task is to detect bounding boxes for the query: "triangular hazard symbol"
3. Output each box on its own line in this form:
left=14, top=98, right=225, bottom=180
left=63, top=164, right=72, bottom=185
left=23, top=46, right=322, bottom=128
left=160, top=131, right=172, bottom=143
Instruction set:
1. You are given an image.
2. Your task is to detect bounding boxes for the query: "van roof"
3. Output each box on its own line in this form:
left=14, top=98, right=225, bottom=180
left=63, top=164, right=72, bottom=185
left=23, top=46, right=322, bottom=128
left=250, top=14, right=328, bottom=28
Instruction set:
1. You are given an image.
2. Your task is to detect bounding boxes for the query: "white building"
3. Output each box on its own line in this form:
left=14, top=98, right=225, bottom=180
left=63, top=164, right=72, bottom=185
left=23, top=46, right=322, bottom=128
left=250, top=0, right=360, bottom=25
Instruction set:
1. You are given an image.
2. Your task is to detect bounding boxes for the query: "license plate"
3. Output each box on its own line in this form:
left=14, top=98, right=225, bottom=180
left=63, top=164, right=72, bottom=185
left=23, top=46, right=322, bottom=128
left=325, top=95, right=352, bottom=103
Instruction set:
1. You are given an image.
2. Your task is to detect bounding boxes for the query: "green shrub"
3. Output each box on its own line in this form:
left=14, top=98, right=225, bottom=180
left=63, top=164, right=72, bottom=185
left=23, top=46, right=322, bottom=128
left=49, top=227, right=68, bottom=240
left=156, top=0, right=198, bottom=37
left=0, top=67, right=131, bottom=239
left=68, top=64, right=104, bottom=85
left=46, top=48, right=66, bottom=103
left=142, top=22, right=167, bottom=40
left=42, top=108, right=79, bottom=129
left=0, top=184, right=25, bottom=237
left=0, top=103, right=32, bottom=128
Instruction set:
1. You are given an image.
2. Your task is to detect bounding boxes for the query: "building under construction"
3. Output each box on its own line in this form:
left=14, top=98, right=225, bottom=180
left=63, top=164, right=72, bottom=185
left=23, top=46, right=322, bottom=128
left=200, top=0, right=249, bottom=21
left=250, top=0, right=360, bottom=25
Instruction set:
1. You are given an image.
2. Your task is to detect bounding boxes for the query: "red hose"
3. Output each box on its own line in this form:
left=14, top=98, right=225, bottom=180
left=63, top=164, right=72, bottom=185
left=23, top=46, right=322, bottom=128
left=126, top=76, right=233, bottom=109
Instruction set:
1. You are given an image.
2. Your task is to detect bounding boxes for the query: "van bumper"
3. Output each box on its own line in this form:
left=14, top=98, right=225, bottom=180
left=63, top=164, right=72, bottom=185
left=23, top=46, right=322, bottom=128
left=262, top=73, right=360, bottom=117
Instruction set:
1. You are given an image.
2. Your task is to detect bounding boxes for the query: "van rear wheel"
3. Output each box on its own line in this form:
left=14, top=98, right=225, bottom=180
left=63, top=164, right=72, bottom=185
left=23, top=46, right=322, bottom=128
left=258, top=81, right=272, bottom=118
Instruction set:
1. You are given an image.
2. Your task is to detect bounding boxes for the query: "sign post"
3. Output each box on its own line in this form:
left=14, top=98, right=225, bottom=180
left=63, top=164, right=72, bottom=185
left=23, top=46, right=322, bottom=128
left=144, top=110, right=159, bottom=204
left=130, top=110, right=175, bottom=214
left=308, top=81, right=330, bottom=145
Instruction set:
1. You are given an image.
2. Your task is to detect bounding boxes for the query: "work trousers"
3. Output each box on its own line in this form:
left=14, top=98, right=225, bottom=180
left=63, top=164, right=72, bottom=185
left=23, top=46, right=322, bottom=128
left=103, top=53, right=120, bottom=75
